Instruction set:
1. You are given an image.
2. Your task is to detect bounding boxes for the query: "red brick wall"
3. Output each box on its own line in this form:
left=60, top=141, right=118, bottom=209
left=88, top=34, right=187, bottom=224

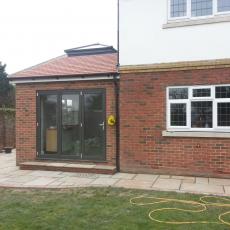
left=120, top=68, right=230, bottom=178
left=16, top=80, right=116, bottom=165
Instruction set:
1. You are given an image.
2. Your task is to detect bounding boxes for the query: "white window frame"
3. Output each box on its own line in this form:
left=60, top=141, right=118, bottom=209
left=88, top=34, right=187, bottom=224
left=168, top=0, right=230, bottom=21
left=167, top=87, right=190, bottom=130
left=191, top=85, right=213, bottom=99
left=215, top=98, right=230, bottom=130
left=167, top=84, right=230, bottom=132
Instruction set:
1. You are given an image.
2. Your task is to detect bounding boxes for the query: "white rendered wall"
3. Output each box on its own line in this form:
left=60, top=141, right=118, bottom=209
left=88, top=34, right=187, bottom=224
left=119, top=0, right=230, bottom=66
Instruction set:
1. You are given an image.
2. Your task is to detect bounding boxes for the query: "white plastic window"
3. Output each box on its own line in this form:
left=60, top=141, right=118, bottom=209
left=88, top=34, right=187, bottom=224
left=167, top=85, right=230, bottom=132
left=169, top=0, right=230, bottom=20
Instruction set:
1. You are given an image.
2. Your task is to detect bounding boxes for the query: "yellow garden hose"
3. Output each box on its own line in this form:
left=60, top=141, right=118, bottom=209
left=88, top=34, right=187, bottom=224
left=130, top=195, right=230, bottom=226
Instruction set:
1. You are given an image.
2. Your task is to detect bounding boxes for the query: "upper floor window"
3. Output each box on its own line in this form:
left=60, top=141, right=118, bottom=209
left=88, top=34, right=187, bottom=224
left=191, top=0, right=213, bottom=17
left=170, top=0, right=187, bottom=17
left=169, top=0, right=230, bottom=20
left=218, top=0, right=230, bottom=12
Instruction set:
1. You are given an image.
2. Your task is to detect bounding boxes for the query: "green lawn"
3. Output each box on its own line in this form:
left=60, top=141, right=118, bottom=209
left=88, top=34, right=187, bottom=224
left=0, top=187, right=229, bottom=230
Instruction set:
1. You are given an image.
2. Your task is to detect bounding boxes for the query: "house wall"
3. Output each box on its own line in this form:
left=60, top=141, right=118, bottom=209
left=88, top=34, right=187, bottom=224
left=15, top=80, right=116, bottom=165
left=119, top=0, right=230, bottom=66
left=120, top=67, right=230, bottom=178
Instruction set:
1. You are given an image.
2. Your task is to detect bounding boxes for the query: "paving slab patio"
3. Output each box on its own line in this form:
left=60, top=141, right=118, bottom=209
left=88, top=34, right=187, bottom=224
left=27, top=170, right=64, bottom=177
left=209, top=178, right=230, bottom=186
left=114, top=179, right=154, bottom=190
left=133, top=174, right=158, bottom=182
left=152, top=178, right=181, bottom=191
left=90, top=178, right=119, bottom=186
left=196, top=177, right=209, bottom=184
left=23, top=177, right=59, bottom=187
left=181, top=183, right=225, bottom=194
left=112, top=173, right=136, bottom=180
left=224, top=186, right=230, bottom=195
left=0, top=150, right=229, bottom=196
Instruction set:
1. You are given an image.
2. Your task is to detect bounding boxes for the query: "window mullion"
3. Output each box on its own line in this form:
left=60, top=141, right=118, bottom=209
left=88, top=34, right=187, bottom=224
left=187, top=100, right=191, bottom=129
left=188, top=87, right=191, bottom=129
left=168, top=0, right=171, bottom=20
left=167, top=98, right=170, bottom=130
left=214, top=0, right=218, bottom=14
left=213, top=100, right=217, bottom=129
left=187, top=0, right=191, bottom=18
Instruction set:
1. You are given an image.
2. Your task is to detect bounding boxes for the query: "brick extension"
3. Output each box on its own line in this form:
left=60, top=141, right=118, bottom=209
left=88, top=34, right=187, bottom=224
left=120, top=67, right=230, bottom=178
left=16, top=80, right=117, bottom=167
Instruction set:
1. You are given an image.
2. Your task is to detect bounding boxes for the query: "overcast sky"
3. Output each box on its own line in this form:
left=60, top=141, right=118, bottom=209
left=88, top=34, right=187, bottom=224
left=0, top=0, right=117, bottom=74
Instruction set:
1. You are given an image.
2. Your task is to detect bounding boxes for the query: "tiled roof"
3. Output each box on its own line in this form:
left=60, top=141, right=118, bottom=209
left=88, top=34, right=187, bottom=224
left=9, top=52, right=117, bottom=79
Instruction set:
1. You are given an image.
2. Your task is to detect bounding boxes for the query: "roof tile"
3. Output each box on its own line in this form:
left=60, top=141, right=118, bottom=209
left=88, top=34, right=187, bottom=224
left=10, top=53, right=117, bottom=79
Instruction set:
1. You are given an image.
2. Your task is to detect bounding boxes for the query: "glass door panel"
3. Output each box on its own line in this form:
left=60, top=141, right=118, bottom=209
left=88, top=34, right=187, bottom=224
left=61, top=94, right=81, bottom=156
left=83, top=92, right=105, bottom=160
left=38, top=90, right=106, bottom=161
left=40, top=95, right=58, bottom=155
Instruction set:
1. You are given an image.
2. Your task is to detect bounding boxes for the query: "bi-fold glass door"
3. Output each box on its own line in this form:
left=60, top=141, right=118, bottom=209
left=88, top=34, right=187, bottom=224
left=61, top=93, right=81, bottom=157
left=37, top=89, right=106, bottom=161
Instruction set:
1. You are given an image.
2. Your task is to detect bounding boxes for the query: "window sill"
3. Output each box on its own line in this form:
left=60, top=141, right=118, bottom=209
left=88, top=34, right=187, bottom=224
left=163, top=15, right=230, bottom=29
left=162, top=130, right=230, bottom=138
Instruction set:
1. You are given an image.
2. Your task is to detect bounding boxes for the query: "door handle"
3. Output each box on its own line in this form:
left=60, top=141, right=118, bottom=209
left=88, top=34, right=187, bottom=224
left=99, top=122, right=105, bottom=130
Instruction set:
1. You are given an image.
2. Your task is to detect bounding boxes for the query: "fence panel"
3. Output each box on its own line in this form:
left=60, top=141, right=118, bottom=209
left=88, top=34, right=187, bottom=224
left=0, top=109, right=15, bottom=150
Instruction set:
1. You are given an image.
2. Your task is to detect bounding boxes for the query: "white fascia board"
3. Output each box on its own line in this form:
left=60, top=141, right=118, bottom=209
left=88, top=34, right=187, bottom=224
left=10, top=75, right=119, bottom=84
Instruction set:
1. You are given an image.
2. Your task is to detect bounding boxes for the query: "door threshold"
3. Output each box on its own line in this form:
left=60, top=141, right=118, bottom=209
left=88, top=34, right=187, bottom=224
left=20, top=161, right=116, bottom=175
left=37, top=157, right=108, bottom=164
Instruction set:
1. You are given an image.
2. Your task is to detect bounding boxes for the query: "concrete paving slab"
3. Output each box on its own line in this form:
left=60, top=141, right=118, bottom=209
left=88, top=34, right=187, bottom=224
left=60, top=172, right=98, bottom=179
left=196, top=177, right=209, bottom=184
left=23, top=177, right=58, bottom=187
left=209, top=178, right=230, bottom=186
left=73, top=178, right=95, bottom=186
left=152, top=178, right=181, bottom=190
left=172, top=176, right=195, bottom=183
left=90, top=178, right=119, bottom=186
left=27, top=170, right=63, bottom=177
left=112, top=173, right=136, bottom=180
left=58, top=176, right=93, bottom=183
left=61, top=172, right=86, bottom=177
left=182, top=178, right=195, bottom=183
left=0, top=181, right=24, bottom=187
left=181, top=183, right=224, bottom=194
left=0, top=168, right=19, bottom=174
left=7, top=170, right=32, bottom=176
left=224, top=186, right=230, bottom=195
left=172, top=176, right=195, bottom=180
left=134, top=174, right=159, bottom=182
left=0, top=177, right=12, bottom=183
left=114, top=179, right=153, bottom=189
left=96, top=174, right=112, bottom=178
left=57, top=177, right=94, bottom=186
left=5, top=176, right=36, bottom=183
left=159, top=175, right=171, bottom=179
left=48, top=180, right=64, bottom=187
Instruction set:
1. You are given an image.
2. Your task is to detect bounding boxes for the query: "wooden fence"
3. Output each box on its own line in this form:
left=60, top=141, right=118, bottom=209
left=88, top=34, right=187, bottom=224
left=0, top=108, right=15, bottom=150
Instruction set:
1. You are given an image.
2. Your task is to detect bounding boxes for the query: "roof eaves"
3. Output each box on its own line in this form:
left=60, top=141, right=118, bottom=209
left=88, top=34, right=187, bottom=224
left=9, top=71, right=118, bottom=81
